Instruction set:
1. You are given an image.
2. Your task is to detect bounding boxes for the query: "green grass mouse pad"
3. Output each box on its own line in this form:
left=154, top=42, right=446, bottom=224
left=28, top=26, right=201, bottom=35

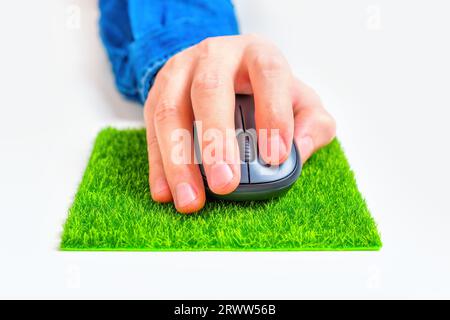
left=60, top=128, right=382, bottom=251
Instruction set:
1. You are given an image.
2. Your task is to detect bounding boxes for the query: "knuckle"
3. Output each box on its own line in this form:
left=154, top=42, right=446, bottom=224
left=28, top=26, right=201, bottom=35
left=192, top=71, right=223, bottom=91
left=146, top=135, right=160, bottom=152
left=164, top=52, right=187, bottom=72
left=252, top=53, right=285, bottom=78
left=165, top=52, right=181, bottom=67
left=154, top=68, right=171, bottom=87
left=153, top=100, right=180, bottom=124
left=261, top=101, right=288, bottom=125
left=196, top=37, right=216, bottom=58
left=259, top=102, right=278, bottom=122
left=245, top=33, right=263, bottom=42
left=245, top=33, right=271, bottom=46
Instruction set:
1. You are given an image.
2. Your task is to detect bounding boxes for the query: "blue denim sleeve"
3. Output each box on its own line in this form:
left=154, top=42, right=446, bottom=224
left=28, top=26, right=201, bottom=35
left=99, top=0, right=240, bottom=104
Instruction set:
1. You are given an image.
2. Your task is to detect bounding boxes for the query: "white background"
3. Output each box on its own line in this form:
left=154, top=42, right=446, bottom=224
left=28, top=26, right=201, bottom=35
left=0, top=0, right=449, bottom=299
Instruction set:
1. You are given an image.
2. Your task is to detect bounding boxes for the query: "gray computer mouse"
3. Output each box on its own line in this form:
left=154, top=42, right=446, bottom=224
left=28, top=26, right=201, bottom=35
left=194, top=94, right=301, bottom=201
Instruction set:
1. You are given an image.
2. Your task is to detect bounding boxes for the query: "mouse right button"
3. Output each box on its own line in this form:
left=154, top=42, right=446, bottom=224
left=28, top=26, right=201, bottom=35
left=248, top=144, right=298, bottom=183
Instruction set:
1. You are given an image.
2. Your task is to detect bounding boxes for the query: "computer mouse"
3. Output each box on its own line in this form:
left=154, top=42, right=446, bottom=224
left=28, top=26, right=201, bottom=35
left=194, top=94, right=301, bottom=201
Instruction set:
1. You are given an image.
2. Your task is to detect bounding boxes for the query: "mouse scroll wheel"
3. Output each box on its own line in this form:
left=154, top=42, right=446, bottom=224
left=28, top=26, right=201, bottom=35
left=244, top=135, right=251, bottom=163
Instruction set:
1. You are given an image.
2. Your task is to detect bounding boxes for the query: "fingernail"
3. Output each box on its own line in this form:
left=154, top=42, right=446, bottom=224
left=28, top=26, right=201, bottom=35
left=209, top=162, right=234, bottom=189
left=175, top=182, right=198, bottom=207
left=298, top=136, right=314, bottom=163
left=267, top=134, right=287, bottom=163
left=152, top=178, right=169, bottom=197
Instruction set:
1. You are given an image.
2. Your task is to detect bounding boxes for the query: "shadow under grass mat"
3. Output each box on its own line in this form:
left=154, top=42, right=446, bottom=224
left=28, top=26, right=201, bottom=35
left=60, top=128, right=382, bottom=251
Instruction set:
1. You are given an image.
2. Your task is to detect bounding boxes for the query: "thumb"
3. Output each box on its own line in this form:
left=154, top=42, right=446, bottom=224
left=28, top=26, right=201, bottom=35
left=291, top=79, right=336, bottom=164
left=294, top=105, right=336, bottom=164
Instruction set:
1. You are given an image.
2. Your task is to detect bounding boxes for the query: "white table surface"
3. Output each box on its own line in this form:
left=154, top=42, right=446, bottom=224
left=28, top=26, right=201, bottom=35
left=1, top=0, right=449, bottom=299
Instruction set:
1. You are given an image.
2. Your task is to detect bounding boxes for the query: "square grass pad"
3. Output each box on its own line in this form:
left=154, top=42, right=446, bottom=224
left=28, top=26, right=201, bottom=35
left=61, top=128, right=381, bottom=251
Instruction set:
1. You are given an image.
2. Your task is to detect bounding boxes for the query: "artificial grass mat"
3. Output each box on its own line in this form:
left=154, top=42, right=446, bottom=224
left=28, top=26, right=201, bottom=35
left=60, top=128, right=381, bottom=251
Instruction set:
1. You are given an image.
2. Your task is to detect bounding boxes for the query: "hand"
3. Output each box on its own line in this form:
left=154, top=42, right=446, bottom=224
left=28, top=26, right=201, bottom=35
left=144, top=34, right=336, bottom=213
